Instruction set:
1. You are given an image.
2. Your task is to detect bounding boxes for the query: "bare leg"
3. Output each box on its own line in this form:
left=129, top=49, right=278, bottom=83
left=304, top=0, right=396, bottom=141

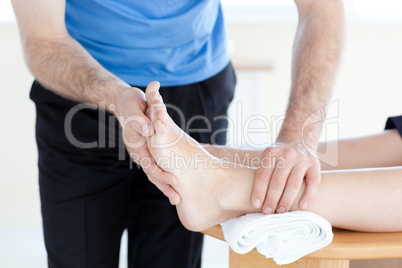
left=298, top=167, right=402, bottom=232
left=146, top=85, right=402, bottom=232
left=203, top=129, right=402, bottom=171
left=319, top=131, right=402, bottom=170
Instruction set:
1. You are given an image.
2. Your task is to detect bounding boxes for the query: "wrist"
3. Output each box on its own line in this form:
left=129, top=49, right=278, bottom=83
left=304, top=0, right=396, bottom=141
left=112, top=86, right=144, bottom=117
left=88, top=80, right=130, bottom=115
left=276, top=129, right=319, bottom=151
left=278, top=116, right=321, bottom=150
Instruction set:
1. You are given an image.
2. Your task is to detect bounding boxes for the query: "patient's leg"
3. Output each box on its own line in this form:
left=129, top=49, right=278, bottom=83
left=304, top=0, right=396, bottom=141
left=146, top=84, right=402, bottom=233
left=203, top=129, right=402, bottom=171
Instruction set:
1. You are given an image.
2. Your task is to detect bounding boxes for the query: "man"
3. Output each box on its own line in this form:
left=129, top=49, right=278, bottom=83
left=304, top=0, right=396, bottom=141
left=11, top=0, right=344, bottom=267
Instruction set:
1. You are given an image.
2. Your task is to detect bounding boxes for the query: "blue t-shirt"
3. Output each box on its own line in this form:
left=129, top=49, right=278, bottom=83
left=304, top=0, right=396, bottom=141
left=65, top=0, right=230, bottom=87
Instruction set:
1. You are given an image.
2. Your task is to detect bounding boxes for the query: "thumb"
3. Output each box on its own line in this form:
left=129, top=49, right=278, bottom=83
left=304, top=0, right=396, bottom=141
left=131, top=110, right=153, bottom=137
left=118, top=108, right=153, bottom=137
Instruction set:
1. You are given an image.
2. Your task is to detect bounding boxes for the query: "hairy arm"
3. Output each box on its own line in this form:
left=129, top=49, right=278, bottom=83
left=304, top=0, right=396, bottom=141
left=252, top=0, right=345, bottom=214
left=12, top=0, right=128, bottom=108
left=12, top=0, right=181, bottom=204
left=279, top=0, right=345, bottom=145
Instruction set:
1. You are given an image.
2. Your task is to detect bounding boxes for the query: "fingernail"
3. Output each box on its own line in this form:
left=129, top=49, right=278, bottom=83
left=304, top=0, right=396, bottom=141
left=301, top=202, right=308, bottom=210
left=253, top=199, right=261, bottom=208
left=263, top=207, right=272, bottom=214
left=277, top=206, right=285, bottom=213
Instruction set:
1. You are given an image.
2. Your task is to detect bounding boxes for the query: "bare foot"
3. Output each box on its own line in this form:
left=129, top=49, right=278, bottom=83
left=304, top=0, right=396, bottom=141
left=145, top=82, right=258, bottom=231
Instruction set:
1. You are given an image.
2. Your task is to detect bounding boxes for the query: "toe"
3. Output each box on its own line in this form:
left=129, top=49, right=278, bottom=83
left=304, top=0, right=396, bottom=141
left=156, top=109, right=170, bottom=126
left=155, top=119, right=167, bottom=134
left=145, top=81, right=161, bottom=104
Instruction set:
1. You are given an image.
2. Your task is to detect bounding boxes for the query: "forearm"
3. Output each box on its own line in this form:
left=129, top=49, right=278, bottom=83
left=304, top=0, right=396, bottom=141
left=25, top=34, right=131, bottom=111
left=279, top=0, right=345, bottom=146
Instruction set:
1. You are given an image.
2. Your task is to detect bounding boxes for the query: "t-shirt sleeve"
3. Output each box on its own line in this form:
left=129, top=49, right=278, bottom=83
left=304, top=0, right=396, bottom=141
left=385, top=116, right=402, bottom=137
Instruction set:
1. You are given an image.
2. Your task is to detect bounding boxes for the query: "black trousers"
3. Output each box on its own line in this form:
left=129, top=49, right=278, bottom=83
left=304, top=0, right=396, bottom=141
left=31, top=63, right=236, bottom=268
left=385, top=116, right=402, bottom=137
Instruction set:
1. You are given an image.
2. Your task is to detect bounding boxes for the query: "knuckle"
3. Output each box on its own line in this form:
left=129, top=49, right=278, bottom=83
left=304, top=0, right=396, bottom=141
left=259, top=157, right=274, bottom=170
left=264, top=147, right=274, bottom=154
left=271, top=175, right=285, bottom=187
left=283, top=149, right=296, bottom=159
left=270, top=183, right=284, bottom=193
left=265, top=147, right=279, bottom=156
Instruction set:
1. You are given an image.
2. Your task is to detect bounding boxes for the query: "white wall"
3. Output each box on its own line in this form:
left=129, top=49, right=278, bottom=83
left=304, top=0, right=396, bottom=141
left=0, top=24, right=38, bottom=226
left=226, top=23, right=402, bottom=141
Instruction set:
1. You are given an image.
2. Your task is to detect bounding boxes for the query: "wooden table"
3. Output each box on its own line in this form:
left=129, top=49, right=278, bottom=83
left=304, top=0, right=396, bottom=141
left=203, top=225, right=402, bottom=268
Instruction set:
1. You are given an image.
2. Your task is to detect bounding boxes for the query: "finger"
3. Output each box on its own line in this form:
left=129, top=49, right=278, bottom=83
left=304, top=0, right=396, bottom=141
left=147, top=175, right=181, bottom=205
left=146, top=164, right=178, bottom=186
left=299, top=165, right=321, bottom=210
left=122, top=129, right=148, bottom=152
left=145, top=105, right=164, bottom=125
left=276, top=165, right=305, bottom=213
left=262, top=163, right=293, bottom=214
left=117, top=106, right=153, bottom=138
left=141, top=153, right=178, bottom=186
left=124, top=121, right=153, bottom=153
left=134, top=110, right=154, bottom=137
left=128, top=142, right=178, bottom=186
left=251, top=151, right=276, bottom=208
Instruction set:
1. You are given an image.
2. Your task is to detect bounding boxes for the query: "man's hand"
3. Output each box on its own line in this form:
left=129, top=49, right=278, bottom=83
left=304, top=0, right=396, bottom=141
left=251, top=142, right=321, bottom=214
left=115, top=85, right=181, bottom=205
left=250, top=0, right=344, bottom=214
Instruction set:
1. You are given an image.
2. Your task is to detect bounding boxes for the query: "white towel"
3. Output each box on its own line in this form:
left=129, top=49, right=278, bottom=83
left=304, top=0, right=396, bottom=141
left=220, top=211, right=333, bottom=265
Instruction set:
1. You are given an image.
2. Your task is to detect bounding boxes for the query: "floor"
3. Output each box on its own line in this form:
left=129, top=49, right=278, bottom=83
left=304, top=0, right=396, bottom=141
left=0, top=226, right=228, bottom=268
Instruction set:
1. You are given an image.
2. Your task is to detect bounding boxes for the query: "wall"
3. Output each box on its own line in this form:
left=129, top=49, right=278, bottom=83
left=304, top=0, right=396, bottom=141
left=0, top=24, right=38, bottom=225
left=226, top=23, right=402, bottom=142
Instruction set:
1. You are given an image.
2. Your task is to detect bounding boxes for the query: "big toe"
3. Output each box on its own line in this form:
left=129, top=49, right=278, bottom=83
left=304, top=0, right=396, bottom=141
left=145, top=81, right=161, bottom=104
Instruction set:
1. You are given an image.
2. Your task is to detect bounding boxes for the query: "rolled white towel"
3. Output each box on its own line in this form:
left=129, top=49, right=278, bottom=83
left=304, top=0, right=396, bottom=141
left=220, top=211, right=333, bottom=265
